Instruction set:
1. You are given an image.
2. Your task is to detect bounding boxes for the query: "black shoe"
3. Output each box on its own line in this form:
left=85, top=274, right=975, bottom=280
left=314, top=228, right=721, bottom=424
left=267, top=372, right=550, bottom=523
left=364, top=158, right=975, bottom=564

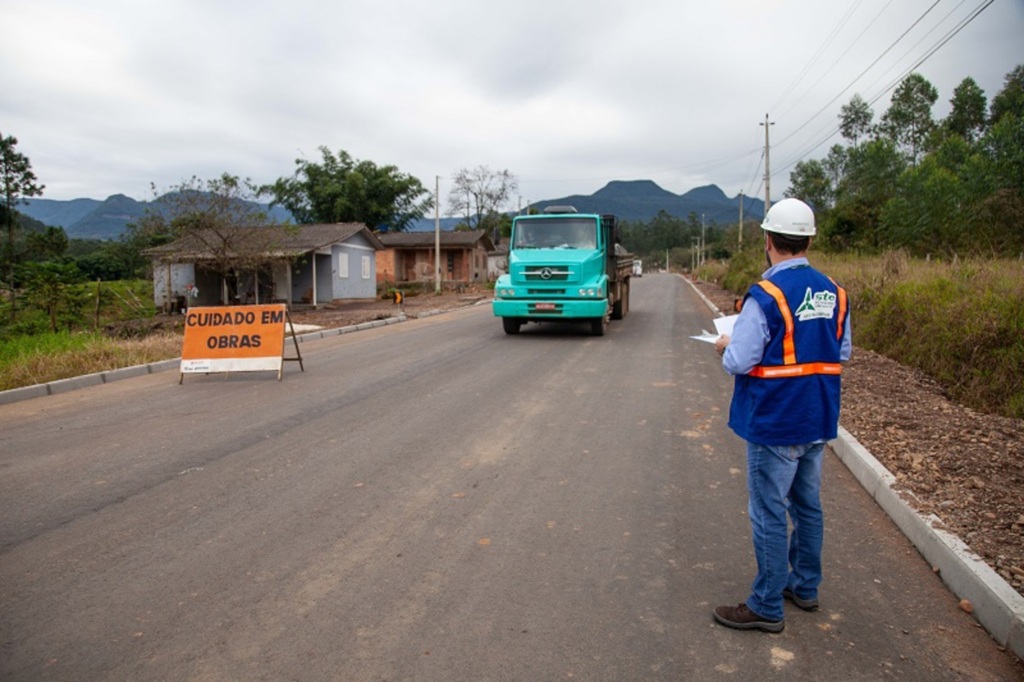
left=713, top=603, right=785, bottom=633
left=782, top=588, right=819, bottom=611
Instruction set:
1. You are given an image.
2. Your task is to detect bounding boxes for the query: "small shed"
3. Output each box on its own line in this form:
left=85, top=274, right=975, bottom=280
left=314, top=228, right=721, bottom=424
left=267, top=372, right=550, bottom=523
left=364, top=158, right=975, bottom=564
left=376, top=229, right=494, bottom=286
left=144, top=223, right=384, bottom=311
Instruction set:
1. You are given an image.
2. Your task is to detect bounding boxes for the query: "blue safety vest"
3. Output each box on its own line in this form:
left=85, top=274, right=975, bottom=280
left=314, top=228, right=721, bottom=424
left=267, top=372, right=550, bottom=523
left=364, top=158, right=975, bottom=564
left=728, top=265, right=848, bottom=445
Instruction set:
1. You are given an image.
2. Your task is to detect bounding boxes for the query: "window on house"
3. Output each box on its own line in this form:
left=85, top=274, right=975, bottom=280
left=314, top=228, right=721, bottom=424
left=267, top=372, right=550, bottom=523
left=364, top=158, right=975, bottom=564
left=447, top=252, right=454, bottom=273
left=361, top=255, right=371, bottom=279
left=339, top=252, right=350, bottom=279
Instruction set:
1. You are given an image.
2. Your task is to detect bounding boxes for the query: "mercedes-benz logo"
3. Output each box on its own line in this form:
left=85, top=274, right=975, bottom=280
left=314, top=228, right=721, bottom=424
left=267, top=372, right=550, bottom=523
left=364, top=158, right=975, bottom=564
left=540, top=267, right=553, bottom=280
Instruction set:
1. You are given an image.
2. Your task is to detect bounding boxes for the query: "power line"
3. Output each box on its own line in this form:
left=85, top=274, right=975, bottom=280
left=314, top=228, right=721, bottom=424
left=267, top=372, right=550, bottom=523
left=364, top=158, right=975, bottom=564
left=767, top=0, right=866, bottom=116
left=857, top=0, right=970, bottom=98
left=773, top=0, right=943, bottom=151
left=771, top=0, right=994, bottom=179
left=775, top=0, right=893, bottom=122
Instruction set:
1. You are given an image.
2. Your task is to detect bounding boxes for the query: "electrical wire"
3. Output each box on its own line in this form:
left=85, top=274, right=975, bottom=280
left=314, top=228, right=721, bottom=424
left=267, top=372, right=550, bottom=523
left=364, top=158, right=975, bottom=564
left=857, top=0, right=970, bottom=99
left=775, top=0, right=893, bottom=122
left=772, top=0, right=943, bottom=151
left=770, top=0, right=994, bottom=182
left=772, top=0, right=995, bottom=179
left=767, top=0, right=866, bottom=116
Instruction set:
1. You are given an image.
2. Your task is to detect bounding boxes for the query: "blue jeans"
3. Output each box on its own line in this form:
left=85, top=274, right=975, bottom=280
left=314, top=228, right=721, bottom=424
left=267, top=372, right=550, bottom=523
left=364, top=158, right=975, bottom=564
left=745, top=441, right=825, bottom=621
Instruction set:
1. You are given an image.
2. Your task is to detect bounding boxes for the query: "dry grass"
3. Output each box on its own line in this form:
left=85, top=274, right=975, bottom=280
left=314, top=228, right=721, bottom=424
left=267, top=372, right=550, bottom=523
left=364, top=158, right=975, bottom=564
left=699, top=251, right=1024, bottom=419
left=0, top=332, right=183, bottom=391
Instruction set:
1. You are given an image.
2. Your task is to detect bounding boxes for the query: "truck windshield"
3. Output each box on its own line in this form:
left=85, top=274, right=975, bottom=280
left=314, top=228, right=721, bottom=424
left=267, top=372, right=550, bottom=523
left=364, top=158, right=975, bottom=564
left=513, top=218, right=597, bottom=249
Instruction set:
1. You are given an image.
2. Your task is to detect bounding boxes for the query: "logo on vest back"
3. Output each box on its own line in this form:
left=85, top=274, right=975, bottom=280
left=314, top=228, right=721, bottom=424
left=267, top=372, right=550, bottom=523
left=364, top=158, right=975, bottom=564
left=795, top=287, right=837, bottom=321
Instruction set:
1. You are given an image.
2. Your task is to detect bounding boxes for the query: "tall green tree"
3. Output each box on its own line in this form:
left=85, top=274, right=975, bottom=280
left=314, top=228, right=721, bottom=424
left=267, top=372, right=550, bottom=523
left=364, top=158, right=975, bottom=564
left=877, top=73, right=938, bottom=164
left=944, top=77, right=988, bottom=143
left=823, top=138, right=906, bottom=250
left=23, top=225, right=68, bottom=262
left=839, top=94, right=874, bottom=147
left=1, top=132, right=45, bottom=321
left=20, top=260, right=86, bottom=332
left=786, top=158, right=833, bottom=212
left=266, top=147, right=432, bottom=231
left=989, top=64, right=1024, bottom=125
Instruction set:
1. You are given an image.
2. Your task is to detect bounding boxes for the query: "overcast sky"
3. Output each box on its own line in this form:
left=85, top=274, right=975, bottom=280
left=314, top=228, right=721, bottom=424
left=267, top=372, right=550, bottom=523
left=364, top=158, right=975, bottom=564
left=3, top=0, right=1021, bottom=210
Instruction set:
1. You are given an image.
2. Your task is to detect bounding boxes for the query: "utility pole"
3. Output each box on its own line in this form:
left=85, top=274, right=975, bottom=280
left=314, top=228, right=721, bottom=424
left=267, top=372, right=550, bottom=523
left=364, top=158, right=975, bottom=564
left=700, top=213, right=706, bottom=267
left=737, top=188, right=745, bottom=249
left=761, top=114, right=774, bottom=213
left=435, top=176, right=441, bottom=294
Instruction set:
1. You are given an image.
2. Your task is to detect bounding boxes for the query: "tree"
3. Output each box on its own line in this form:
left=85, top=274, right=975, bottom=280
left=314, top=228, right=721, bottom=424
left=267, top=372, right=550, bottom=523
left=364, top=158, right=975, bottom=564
left=824, top=138, right=906, bottom=249
left=839, top=94, right=873, bottom=147
left=24, top=225, right=69, bottom=262
left=786, top=158, right=833, bottom=212
left=984, top=112, right=1024, bottom=195
left=20, top=260, right=86, bottom=332
left=266, top=147, right=432, bottom=231
left=1, top=132, right=45, bottom=321
left=879, top=156, right=966, bottom=257
left=877, top=73, right=938, bottom=164
left=944, top=77, right=988, bottom=144
left=989, top=64, right=1024, bottom=125
left=136, top=174, right=285, bottom=303
left=446, top=166, right=518, bottom=243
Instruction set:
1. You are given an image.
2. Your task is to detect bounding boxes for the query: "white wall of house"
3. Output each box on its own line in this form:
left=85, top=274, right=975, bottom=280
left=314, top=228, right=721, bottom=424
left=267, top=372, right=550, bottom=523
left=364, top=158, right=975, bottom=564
left=151, top=262, right=195, bottom=310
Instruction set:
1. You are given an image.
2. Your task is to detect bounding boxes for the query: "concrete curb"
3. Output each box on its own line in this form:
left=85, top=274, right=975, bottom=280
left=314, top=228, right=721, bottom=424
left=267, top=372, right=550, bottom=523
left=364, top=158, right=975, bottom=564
left=0, top=313, right=408, bottom=406
left=682, top=274, right=1024, bottom=659
left=832, top=428, right=1024, bottom=657
left=0, top=301, right=488, bottom=404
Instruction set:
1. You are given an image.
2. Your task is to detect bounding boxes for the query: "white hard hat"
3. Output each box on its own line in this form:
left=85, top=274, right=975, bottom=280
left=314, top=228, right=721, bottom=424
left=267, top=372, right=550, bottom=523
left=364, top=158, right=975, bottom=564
left=761, top=198, right=816, bottom=236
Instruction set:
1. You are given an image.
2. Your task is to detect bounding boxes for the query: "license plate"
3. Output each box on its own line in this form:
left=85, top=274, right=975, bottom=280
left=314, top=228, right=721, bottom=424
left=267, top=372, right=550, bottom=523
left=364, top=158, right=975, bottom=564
left=535, top=302, right=556, bottom=311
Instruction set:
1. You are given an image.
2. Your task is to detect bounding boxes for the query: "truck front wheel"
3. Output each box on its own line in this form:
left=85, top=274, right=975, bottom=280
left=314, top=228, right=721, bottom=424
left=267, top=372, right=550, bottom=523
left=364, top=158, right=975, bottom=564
left=502, top=317, right=523, bottom=335
left=590, top=316, right=607, bottom=336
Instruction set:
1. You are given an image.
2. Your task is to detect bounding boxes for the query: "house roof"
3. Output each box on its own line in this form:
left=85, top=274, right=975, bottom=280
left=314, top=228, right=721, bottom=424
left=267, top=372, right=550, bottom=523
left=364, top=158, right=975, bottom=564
left=144, top=223, right=384, bottom=260
left=378, top=229, right=494, bottom=251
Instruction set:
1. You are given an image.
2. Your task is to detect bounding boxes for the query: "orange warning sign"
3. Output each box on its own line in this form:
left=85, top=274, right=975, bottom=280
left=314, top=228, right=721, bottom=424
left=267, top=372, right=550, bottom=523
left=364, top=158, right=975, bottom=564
left=180, top=304, right=287, bottom=375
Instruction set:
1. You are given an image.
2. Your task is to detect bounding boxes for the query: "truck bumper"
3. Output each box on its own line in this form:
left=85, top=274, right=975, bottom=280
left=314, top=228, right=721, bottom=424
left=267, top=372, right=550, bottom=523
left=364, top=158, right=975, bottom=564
left=492, top=299, right=608, bottom=319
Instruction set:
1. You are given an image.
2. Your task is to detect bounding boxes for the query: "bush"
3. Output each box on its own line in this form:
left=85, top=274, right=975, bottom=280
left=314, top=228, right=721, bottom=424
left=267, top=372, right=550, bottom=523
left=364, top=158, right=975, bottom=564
left=854, top=263, right=1024, bottom=419
left=720, top=252, right=1024, bottom=419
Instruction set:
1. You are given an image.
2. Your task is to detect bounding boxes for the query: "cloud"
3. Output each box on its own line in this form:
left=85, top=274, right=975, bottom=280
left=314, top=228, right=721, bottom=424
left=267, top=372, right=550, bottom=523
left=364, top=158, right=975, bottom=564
left=2, top=0, right=1021, bottom=205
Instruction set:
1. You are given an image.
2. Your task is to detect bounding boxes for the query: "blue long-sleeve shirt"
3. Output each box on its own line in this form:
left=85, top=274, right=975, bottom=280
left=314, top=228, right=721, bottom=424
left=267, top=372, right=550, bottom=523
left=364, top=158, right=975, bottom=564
left=722, top=258, right=852, bottom=376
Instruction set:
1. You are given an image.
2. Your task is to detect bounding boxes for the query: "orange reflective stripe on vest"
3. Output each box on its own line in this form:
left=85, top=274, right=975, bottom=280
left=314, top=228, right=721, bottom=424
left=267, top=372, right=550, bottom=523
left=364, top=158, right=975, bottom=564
left=748, top=362, right=843, bottom=378
left=755, top=280, right=796, bottom=365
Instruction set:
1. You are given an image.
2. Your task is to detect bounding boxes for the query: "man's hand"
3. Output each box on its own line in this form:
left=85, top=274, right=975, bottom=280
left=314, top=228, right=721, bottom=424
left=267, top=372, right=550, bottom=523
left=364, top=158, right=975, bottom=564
left=715, top=334, right=730, bottom=356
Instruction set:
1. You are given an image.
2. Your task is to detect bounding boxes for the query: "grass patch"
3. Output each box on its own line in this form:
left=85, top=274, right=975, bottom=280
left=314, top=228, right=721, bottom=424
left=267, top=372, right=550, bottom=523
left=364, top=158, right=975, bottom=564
left=713, top=251, right=1024, bottom=419
left=0, top=331, right=182, bottom=391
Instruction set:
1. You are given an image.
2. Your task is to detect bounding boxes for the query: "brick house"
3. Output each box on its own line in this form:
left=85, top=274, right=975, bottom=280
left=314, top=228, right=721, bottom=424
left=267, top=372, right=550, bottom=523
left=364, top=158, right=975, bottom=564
left=376, top=229, right=495, bottom=287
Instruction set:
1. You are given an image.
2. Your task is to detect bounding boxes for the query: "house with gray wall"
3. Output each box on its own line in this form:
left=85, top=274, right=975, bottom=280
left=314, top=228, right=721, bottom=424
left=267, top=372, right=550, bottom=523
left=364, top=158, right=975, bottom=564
left=145, top=223, right=384, bottom=311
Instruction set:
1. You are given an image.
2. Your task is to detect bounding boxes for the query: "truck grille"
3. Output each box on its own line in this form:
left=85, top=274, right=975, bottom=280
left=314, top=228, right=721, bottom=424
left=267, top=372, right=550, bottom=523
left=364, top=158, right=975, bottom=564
left=524, top=265, right=571, bottom=282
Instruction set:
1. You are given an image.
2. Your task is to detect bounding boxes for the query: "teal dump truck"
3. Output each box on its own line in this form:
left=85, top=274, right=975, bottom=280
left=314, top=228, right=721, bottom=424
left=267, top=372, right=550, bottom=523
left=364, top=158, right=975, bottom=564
left=493, top=206, right=632, bottom=336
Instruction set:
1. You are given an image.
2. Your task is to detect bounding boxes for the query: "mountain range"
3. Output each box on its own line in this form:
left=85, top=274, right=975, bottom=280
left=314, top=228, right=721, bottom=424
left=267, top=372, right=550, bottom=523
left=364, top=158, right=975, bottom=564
left=18, top=180, right=764, bottom=240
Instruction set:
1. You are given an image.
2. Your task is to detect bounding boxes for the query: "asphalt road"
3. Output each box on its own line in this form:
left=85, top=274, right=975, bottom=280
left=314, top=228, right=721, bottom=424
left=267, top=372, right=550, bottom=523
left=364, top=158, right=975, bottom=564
left=1, top=274, right=1020, bottom=681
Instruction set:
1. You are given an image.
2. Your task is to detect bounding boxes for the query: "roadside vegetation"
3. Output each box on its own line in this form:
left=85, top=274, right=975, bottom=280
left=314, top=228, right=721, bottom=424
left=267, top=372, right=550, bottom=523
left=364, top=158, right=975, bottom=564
left=698, top=251, right=1024, bottom=420
left=0, top=279, right=182, bottom=391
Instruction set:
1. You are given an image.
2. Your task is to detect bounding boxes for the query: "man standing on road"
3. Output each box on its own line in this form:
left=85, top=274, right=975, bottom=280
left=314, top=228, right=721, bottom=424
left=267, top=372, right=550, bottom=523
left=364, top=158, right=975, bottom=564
left=712, top=198, right=852, bottom=633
